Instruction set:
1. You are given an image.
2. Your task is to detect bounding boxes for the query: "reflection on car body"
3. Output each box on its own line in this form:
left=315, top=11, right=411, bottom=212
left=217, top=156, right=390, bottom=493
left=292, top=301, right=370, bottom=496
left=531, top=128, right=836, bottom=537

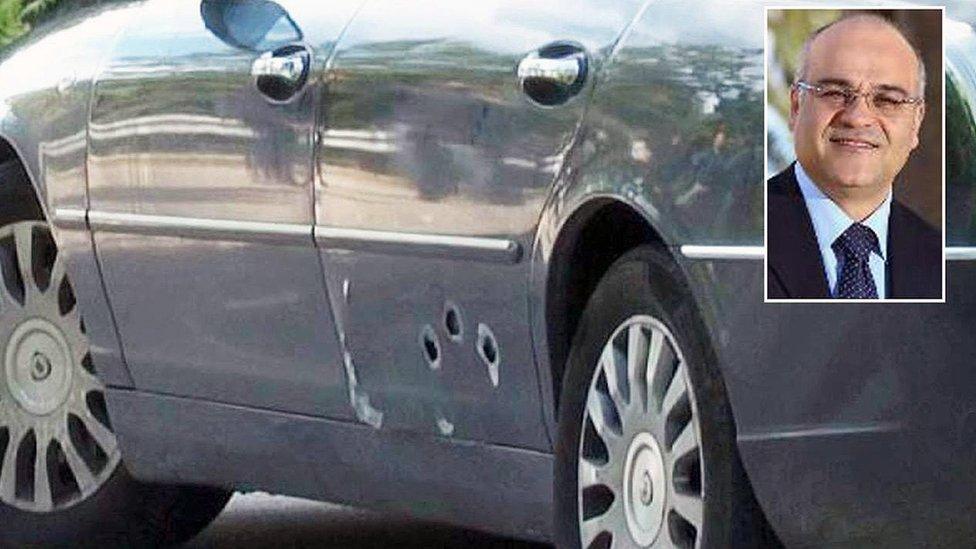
left=0, top=1, right=975, bottom=547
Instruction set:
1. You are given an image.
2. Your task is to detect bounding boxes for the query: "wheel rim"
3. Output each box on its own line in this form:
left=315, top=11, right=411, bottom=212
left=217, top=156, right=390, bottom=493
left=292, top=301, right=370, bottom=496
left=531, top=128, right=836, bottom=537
left=0, top=221, right=120, bottom=513
left=577, top=315, right=704, bottom=548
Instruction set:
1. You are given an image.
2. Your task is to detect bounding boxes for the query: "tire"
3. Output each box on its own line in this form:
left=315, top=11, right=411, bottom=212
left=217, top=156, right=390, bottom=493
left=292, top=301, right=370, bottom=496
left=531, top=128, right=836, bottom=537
left=0, top=467, right=232, bottom=548
left=553, top=246, right=778, bottom=548
left=0, top=161, right=231, bottom=547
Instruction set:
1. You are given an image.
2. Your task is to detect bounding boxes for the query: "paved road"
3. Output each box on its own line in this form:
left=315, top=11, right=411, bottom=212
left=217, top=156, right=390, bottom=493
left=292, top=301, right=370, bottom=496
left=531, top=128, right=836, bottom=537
left=184, top=492, right=553, bottom=549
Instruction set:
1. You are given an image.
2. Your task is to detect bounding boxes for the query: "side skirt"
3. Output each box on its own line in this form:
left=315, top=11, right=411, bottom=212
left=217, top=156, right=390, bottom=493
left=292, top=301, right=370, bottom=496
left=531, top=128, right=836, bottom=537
left=105, top=389, right=554, bottom=542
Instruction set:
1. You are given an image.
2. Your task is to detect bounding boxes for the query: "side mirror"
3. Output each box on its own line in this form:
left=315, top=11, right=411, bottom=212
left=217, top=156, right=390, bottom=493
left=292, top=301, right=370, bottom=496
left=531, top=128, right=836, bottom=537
left=200, top=0, right=303, bottom=52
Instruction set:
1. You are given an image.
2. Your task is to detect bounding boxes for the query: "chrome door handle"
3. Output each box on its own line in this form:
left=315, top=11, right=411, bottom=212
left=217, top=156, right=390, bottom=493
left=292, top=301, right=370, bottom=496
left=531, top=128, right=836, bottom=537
left=252, top=44, right=311, bottom=102
left=517, top=42, right=588, bottom=107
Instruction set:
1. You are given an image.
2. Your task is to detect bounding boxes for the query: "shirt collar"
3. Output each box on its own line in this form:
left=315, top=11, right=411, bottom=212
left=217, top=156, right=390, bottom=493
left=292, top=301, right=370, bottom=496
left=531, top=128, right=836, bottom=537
left=794, top=162, right=891, bottom=260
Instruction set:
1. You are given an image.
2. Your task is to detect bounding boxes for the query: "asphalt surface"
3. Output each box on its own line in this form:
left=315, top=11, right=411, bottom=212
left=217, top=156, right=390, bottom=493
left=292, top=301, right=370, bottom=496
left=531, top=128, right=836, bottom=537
left=184, top=492, right=553, bottom=549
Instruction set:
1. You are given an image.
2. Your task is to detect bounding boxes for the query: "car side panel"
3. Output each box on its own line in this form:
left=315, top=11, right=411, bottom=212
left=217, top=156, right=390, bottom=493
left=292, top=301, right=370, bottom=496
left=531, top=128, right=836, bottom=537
left=539, top=2, right=976, bottom=545
left=532, top=0, right=765, bottom=439
left=86, top=0, right=360, bottom=418
left=531, top=3, right=765, bottom=438
left=107, top=387, right=555, bottom=542
left=0, top=2, right=144, bottom=387
left=676, top=257, right=976, bottom=547
left=313, top=0, right=642, bottom=448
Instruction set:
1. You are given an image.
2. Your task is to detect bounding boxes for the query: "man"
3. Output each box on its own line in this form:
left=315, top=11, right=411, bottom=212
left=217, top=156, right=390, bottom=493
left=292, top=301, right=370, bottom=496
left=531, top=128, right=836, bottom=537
left=767, top=14, right=941, bottom=300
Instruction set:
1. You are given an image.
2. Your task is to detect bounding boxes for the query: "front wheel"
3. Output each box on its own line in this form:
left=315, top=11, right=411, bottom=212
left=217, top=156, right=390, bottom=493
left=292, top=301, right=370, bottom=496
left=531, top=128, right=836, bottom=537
left=0, top=202, right=231, bottom=546
left=554, top=246, right=773, bottom=548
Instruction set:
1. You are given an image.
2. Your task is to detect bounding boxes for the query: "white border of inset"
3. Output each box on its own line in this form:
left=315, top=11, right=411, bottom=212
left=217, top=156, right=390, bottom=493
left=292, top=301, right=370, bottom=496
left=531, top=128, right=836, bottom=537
left=763, top=4, right=946, bottom=303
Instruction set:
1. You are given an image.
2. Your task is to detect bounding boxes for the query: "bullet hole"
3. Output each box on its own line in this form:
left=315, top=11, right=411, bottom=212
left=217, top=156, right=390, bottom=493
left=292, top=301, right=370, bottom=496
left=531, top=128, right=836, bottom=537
left=420, top=324, right=441, bottom=370
left=443, top=301, right=463, bottom=342
left=476, top=323, right=499, bottom=387
left=481, top=337, right=497, bottom=364
left=425, top=337, right=439, bottom=361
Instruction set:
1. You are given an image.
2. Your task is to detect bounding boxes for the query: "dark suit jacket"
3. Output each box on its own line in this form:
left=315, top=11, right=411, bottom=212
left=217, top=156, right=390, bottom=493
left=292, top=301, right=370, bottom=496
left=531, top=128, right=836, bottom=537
left=767, top=164, right=942, bottom=299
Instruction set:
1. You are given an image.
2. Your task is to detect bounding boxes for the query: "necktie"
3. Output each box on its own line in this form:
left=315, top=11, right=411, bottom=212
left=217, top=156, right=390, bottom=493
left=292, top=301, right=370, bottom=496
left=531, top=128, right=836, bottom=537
left=832, top=223, right=880, bottom=299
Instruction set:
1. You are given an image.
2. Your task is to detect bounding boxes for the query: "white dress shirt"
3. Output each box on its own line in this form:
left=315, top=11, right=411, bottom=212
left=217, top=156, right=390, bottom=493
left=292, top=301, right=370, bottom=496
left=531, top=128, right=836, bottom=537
left=794, top=162, right=891, bottom=298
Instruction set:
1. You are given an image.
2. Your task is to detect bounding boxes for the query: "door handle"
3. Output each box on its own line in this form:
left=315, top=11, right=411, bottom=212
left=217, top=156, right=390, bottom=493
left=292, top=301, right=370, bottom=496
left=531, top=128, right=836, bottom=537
left=252, top=44, right=311, bottom=102
left=517, top=42, right=588, bottom=107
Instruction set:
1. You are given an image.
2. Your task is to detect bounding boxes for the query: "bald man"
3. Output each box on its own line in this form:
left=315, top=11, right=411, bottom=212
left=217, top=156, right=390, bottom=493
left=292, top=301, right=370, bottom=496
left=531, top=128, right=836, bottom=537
left=767, top=15, right=941, bottom=300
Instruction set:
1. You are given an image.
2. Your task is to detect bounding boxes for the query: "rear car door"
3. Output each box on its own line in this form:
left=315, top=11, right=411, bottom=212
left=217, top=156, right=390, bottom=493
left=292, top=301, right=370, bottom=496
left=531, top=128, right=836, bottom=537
left=87, top=0, right=362, bottom=418
left=313, top=0, right=641, bottom=447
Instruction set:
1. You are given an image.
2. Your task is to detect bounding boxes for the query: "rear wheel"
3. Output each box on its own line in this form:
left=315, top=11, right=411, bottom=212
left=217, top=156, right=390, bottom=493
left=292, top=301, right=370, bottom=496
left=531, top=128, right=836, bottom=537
left=0, top=162, right=230, bottom=547
left=554, top=246, right=775, bottom=548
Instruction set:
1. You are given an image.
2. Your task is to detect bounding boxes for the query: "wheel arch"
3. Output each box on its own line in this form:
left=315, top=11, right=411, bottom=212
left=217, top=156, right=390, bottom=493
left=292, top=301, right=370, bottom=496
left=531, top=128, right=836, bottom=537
left=0, top=132, right=47, bottom=224
left=0, top=128, right=133, bottom=388
left=544, top=197, right=671, bottom=413
left=0, top=136, right=17, bottom=164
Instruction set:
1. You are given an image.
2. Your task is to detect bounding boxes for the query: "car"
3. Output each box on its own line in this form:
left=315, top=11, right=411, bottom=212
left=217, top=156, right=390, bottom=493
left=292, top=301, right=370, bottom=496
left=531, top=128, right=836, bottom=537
left=0, top=1, right=974, bottom=547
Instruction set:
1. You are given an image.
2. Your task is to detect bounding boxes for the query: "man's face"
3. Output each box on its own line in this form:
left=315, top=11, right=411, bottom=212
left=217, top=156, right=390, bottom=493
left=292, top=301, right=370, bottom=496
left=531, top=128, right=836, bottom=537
left=790, top=19, right=925, bottom=197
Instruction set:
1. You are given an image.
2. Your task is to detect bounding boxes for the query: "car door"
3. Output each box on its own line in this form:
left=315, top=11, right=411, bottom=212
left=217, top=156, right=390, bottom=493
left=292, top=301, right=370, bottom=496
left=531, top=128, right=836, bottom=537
left=86, top=0, right=362, bottom=418
left=312, top=0, right=642, bottom=448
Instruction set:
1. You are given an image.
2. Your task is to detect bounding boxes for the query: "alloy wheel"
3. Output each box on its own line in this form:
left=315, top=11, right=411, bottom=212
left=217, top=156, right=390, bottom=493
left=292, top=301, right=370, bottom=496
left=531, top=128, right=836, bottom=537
left=578, top=315, right=704, bottom=548
left=0, top=221, right=120, bottom=513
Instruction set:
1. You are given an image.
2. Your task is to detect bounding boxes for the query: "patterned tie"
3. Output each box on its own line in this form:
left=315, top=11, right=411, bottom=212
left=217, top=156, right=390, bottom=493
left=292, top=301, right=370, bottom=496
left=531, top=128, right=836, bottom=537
left=832, top=223, right=880, bottom=299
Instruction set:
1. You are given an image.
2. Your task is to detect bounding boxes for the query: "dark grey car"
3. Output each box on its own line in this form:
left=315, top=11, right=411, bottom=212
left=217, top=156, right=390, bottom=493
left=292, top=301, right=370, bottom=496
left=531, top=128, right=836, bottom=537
left=0, top=1, right=975, bottom=547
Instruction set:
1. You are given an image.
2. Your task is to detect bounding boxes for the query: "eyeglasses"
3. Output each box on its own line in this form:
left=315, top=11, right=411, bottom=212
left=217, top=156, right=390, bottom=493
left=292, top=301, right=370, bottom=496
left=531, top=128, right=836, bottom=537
left=795, top=81, right=923, bottom=117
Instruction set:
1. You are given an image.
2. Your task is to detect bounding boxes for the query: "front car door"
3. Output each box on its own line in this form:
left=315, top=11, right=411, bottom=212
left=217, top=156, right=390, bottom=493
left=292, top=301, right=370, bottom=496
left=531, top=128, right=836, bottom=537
left=86, top=0, right=362, bottom=418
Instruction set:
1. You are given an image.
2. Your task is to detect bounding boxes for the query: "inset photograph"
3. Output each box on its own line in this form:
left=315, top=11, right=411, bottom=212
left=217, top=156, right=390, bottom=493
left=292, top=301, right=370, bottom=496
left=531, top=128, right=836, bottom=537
left=766, top=8, right=944, bottom=301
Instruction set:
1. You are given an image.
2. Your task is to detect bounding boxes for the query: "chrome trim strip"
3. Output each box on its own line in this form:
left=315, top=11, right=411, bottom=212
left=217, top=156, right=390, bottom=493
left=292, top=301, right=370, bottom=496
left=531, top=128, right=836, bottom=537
left=315, top=226, right=522, bottom=264
left=88, top=211, right=312, bottom=245
left=738, top=421, right=901, bottom=443
left=71, top=215, right=976, bottom=264
left=947, top=247, right=976, bottom=261
left=680, top=245, right=765, bottom=260
left=52, top=208, right=88, bottom=230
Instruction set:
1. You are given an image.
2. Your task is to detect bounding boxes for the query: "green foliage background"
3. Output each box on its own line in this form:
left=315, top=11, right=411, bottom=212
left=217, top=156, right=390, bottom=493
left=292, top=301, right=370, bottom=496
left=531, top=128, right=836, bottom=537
left=767, top=9, right=841, bottom=121
left=1, top=0, right=117, bottom=55
left=0, top=0, right=67, bottom=47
